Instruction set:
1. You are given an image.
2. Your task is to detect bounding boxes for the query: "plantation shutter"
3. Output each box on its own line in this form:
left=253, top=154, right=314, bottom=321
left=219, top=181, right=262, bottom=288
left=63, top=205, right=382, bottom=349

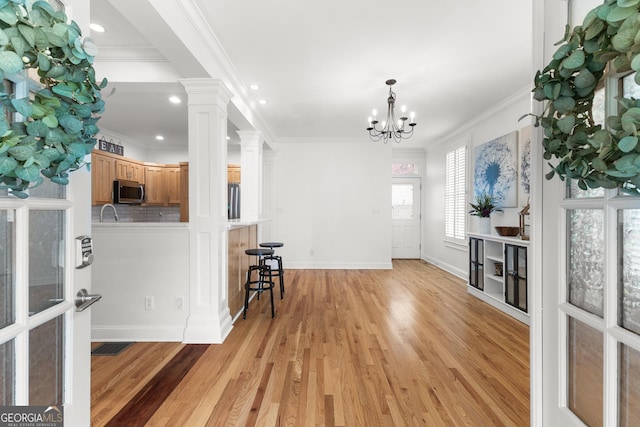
left=445, top=146, right=467, bottom=241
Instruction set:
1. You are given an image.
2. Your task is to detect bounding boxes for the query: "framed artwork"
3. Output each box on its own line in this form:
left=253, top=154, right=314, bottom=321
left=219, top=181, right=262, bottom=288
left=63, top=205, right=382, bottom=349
left=473, top=131, right=518, bottom=208
left=518, top=125, right=532, bottom=206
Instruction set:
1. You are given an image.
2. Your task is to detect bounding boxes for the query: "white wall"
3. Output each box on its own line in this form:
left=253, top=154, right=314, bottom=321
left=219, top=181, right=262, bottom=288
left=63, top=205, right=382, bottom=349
left=273, top=139, right=392, bottom=269
left=91, top=225, right=190, bottom=341
left=99, top=128, right=188, bottom=164
left=423, top=87, right=532, bottom=278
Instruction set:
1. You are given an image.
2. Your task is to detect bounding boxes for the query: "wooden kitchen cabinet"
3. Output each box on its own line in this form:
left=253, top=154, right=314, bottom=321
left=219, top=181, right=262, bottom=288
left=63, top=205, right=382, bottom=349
left=115, top=159, right=144, bottom=183
left=91, top=152, right=115, bottom=205
left=227, top=164, right=241, bottom=183
left=165, top=166, right=181, bottom=204
left=179, top=162, right=189, bottom=222
left=228, top=224, right=257, bottom=317
left=143, top=166, right=165, bottom=205
left=144, top=165, right=181, bottom=206
left=91, top=150, right=186, bottom=208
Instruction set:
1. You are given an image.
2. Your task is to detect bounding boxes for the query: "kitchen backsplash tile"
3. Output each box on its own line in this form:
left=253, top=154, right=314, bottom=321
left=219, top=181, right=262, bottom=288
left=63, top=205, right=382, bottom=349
left=92, top=205, right=181, bottom=223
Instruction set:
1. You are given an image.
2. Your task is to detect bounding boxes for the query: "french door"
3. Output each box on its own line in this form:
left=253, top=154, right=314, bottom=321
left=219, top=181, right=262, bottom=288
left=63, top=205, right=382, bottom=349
left=0, top=169, right=93, bottom=424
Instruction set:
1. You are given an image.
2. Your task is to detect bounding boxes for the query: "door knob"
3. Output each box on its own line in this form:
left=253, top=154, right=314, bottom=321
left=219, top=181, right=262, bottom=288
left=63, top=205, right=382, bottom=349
left=75, top=289, right=102, bottom=312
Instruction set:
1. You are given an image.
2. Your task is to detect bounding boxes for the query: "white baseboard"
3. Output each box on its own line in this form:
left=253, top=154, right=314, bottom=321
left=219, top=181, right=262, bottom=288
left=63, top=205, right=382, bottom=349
left=91, top=325, right=185, bottom=342
left=421, top=256, right=467, bottom=280
left=285, top=261, right=393, bottom=269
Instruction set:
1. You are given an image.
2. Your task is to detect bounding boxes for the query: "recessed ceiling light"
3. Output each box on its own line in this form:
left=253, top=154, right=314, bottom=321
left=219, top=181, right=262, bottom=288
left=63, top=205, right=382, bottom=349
left=249, top=84, right=259, bottom=90
left=169, top=95, right=181, bottom=104
left=258, top=99, right=267, bottom=105
left=155, top=135, right=164, bottom=141
left=89, top=23, right=106, bottom=33
left=226, top=136, right=230, bottom=140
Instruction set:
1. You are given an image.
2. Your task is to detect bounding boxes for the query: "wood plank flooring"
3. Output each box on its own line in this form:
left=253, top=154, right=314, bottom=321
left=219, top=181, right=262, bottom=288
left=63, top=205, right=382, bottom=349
left=91, top=260, right=529, bottom=426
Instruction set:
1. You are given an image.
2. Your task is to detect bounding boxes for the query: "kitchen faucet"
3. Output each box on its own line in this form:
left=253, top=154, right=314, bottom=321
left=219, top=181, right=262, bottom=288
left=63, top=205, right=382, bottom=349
left=100, top=203, right=119, bottom=223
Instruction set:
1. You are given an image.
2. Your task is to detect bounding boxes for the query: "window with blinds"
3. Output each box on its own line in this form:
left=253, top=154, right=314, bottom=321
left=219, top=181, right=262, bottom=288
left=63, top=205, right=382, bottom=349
left=445, top=146, right=467, bottom=242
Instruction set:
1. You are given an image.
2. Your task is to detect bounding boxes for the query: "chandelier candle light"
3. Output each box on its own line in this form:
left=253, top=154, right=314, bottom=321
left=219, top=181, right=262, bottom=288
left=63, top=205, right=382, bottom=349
left=367, top=79, right=417, bottom=143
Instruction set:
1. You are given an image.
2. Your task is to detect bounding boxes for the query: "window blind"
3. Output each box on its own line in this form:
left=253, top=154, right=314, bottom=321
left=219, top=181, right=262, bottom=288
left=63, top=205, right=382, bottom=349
left=445, top=146, right=467, bottom=241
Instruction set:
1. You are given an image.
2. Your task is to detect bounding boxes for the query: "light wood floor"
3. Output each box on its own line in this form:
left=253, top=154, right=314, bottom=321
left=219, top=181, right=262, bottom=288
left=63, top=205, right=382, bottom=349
left=91, top=260, right=530, bottom=426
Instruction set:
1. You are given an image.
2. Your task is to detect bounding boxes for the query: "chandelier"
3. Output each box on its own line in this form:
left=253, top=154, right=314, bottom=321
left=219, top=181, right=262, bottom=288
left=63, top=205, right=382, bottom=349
left=366, top=79, right=416, bottom=143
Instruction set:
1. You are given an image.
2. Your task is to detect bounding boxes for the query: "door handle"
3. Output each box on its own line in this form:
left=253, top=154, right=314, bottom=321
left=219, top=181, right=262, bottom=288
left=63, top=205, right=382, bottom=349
left=75, top=289, right=102, bottom=312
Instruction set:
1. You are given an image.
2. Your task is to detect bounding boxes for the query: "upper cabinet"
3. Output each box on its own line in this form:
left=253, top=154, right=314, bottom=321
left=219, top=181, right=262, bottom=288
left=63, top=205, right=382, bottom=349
left=115, top=159, right=144, bottom=183
left=143, top=165, right=181, bottom=206
left=91, top=151, right=186, bottom=207
left=91, top=152, right=115, bottom=205
left=227, top=164, right=241, bottom=183
left=165, top=166, right=181, bottom=205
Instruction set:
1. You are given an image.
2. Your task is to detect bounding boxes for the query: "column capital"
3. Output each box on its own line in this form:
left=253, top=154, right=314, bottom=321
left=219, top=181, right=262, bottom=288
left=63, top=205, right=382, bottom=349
left=180, top=78, right=233, bottom=106
left=236, top=130, right=263, bottom=147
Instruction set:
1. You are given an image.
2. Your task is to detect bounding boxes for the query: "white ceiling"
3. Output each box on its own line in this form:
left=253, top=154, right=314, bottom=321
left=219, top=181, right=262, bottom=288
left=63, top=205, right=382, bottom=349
left=90, top=0, right=533, bottom=149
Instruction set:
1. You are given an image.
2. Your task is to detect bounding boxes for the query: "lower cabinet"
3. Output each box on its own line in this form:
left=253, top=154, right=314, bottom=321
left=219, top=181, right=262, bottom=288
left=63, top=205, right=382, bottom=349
left=469, top=237, right=484, bottom=291
left=467, top=233, right=530, bottom=324
left=227, top=224, right=257, bottom=318
left=505, top=244, right=528, bottom=312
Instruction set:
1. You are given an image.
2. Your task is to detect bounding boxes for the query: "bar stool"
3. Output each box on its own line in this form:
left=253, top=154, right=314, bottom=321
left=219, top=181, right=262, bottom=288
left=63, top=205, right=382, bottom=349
left=259, top=242, right=285, bottom=299
left=243, top=248, right=275, bottom=319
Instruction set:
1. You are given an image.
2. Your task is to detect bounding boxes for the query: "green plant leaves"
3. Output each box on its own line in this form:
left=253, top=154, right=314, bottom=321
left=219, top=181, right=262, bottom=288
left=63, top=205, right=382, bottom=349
left=0, top=50, right=23, bottom=74
left=533, top=0, right=640, bottom=194
left=0, top=0, right=105, bottom=196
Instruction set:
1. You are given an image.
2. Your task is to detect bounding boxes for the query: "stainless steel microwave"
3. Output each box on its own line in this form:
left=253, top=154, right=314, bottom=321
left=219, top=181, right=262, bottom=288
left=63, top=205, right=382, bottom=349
left=113, top=180, right=144, bottom=204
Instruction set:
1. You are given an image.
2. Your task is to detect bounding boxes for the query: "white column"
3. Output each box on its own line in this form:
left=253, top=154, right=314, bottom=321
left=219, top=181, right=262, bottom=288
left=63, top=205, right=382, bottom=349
left=237, top=130, right=263, bottom=221
left=180, top=78, right=233, bottom=343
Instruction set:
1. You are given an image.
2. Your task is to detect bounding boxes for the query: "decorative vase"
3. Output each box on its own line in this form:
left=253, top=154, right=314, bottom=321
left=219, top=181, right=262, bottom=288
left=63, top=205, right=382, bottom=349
left=478, top=217, right=491, bottom=234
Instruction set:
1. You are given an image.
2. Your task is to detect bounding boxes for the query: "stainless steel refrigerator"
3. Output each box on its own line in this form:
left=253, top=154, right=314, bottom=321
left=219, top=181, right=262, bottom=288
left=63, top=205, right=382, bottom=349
left=228, top=183, right=240, bottom=219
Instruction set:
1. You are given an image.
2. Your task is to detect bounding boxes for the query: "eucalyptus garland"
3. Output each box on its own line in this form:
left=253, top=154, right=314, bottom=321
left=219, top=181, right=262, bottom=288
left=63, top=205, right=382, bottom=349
left=0, top=0, right=106, bottom=198
left=533, top=0, right=640, bottom=194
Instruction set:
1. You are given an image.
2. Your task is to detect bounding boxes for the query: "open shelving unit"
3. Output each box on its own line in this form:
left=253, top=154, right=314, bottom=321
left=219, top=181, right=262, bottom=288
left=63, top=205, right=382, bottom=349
left=467, top=232, right=529, bottom=324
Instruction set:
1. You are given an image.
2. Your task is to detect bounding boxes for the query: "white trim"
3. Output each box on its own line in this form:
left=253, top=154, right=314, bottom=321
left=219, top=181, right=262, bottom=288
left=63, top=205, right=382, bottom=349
left=421, top=256, right=467, bottom=280
left=91, top=326, right=186, bottom=342
left=284, top=262, right=393, bottom=270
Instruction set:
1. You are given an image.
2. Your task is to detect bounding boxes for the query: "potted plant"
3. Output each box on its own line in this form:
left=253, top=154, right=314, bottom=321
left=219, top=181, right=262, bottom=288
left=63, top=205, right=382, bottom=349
left=469, top=193, right=502, bottom=234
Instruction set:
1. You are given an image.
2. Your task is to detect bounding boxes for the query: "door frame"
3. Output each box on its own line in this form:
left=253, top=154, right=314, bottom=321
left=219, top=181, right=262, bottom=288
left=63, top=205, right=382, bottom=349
left=391, top=176, right=422, bottom=259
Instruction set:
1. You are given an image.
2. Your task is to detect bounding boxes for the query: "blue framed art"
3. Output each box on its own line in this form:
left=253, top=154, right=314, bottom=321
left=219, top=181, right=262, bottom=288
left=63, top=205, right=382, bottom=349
left=518, top=125, right=532, bottom=205
left=473, top=131, right=518, bottom=208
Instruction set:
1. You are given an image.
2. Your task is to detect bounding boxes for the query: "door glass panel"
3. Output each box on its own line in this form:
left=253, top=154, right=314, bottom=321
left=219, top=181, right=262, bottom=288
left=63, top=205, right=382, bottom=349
left=0, top=339, right=14, bottom=405
left=620, top=209, right=640, bottom=334
left=591, top=86, right=605, bottom=127
left=392, top=184, right=413, bottom=220
left=568, top=209, right=604, bottom=317
left=620, top=343, right=640, bottom=427
left=567, top=179, right=605, bottom=199
left=29, top=179, right=66, bottom=199
left=29, top=315, right=63, bottom=405
left=29, top=210, right=64, bottom=315
left=568, top=316, right=603, bottom=426
left=0, top=210, right=15, bottom=328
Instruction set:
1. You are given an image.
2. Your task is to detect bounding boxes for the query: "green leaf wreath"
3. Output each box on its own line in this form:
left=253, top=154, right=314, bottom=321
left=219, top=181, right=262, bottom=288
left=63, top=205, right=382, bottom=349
left=532, top=0, right=640, bottom=195
left=0, top=0, right=106, bottom=198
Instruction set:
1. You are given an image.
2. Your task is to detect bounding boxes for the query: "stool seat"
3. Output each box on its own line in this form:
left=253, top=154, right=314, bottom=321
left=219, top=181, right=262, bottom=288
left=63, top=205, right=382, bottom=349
left=245, top=248, right=274, bottom=257
left=259, top=242, right=284, bottom=249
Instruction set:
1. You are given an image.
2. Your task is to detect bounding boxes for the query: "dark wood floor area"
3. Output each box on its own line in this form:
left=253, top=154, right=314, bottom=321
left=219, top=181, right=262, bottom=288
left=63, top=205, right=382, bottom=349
left=91, top=260, right=530, bottom=426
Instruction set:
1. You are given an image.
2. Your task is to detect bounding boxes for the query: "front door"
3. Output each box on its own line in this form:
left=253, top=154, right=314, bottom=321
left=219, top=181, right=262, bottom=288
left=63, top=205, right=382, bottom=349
left=391, top=177, right=421, bottom=259
left=0, top=168, right=94, bottom=425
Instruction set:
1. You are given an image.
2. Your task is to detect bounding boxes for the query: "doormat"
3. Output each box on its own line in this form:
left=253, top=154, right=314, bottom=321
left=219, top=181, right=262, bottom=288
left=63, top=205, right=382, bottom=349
left=91, top=342, right=133, bottom=356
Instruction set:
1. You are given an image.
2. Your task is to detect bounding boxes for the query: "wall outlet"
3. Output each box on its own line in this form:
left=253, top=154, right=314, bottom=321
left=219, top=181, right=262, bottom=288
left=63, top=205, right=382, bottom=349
left=145, top=296, right=155, bottom=310
left=310, top=249, right=314, bottom=256
left=175, top=296, right=184, bottom=310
